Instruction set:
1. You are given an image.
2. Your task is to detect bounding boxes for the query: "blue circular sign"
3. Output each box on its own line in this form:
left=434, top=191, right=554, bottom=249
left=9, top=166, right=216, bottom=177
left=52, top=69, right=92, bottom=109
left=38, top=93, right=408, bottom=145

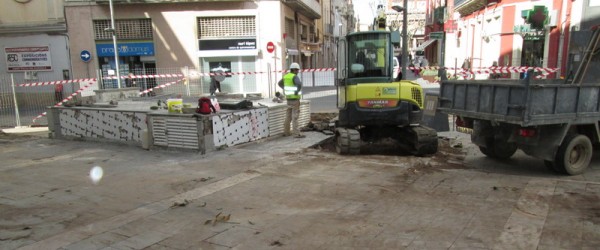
left=80, top=50, right=92, bottom=62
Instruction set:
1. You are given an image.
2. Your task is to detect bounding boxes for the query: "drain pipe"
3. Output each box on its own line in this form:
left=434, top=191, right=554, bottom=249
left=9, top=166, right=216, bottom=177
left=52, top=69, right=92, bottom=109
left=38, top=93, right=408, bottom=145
left=556, top=0, right=569, bottom=78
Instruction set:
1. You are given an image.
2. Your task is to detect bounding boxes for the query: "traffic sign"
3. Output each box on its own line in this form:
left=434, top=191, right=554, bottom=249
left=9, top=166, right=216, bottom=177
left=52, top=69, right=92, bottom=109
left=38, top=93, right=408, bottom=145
left=80, top=50, right=92, bottom=62
left=430, top=32, right=444, bottom=40
left=266, top=42, right=275, bottom=53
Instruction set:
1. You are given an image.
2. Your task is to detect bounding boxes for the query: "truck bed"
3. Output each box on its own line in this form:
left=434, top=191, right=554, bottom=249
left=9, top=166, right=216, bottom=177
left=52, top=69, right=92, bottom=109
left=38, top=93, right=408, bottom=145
left=437, top=78, right=600, bottom=127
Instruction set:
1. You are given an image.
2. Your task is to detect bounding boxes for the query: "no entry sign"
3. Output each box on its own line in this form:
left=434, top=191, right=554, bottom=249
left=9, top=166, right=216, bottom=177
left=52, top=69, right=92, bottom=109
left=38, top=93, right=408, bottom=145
left=266, top=42, right=275, bottom=53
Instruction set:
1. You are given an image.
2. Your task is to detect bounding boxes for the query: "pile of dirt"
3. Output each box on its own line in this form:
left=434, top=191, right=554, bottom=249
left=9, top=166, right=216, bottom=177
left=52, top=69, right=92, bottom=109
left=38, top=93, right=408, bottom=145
left=310, top=112, right=338, bottom=123
left=0, top=131, right=35, bottom=141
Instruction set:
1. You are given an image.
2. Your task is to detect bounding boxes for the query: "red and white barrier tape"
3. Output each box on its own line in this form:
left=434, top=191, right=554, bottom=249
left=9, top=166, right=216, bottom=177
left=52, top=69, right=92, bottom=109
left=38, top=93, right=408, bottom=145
left=19, top=66, right=561, bottom=88
left=104, top=74, right=184, bottom=79
left=452, top=67, right=559, bottom=79
left=138, top=78, right=185, bottom=96
left=32, top=80, right=98, bottom=124
left=18, top=78, right=97, bottom=87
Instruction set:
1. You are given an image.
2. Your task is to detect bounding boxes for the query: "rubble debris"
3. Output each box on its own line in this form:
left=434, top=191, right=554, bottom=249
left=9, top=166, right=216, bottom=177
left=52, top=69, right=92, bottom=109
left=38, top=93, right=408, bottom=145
left=199, top=177, right=213, bottom=182
left=270, top=240, right=284, bottom=246
left=170, top=199, right=189, bottom=208
left=205, top=212, right=231, bottom=226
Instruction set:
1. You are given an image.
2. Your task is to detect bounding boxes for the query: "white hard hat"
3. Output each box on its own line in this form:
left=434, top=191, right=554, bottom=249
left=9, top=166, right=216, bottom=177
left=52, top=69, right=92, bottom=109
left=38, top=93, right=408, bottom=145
left=289, top=63, right=300, bottom=70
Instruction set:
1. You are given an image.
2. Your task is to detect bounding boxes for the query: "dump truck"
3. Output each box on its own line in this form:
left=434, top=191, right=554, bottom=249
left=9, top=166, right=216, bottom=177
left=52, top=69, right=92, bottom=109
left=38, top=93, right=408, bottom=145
left=437, top=26, right=600, bottom=175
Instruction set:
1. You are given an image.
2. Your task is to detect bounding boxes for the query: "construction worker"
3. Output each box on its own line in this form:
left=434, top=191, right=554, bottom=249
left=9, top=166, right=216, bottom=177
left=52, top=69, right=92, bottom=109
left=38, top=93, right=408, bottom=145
left=54, top=83, right=64, bottom=102
left=278, top=62, right=305, bottom=138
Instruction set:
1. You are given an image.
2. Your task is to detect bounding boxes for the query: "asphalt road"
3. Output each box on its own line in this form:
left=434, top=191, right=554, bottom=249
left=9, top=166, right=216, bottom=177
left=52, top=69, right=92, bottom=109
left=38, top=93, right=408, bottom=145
left=1, top=130, right=599, bottom=249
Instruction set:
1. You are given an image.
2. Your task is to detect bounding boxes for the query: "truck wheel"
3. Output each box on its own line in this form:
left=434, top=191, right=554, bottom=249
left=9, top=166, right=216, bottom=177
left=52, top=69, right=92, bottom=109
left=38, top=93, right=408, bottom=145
left=555, top=134, right=592, bottom=175
left=479, top=138, right=517, bottom=159
left=336, top=128, right=360, bottom=155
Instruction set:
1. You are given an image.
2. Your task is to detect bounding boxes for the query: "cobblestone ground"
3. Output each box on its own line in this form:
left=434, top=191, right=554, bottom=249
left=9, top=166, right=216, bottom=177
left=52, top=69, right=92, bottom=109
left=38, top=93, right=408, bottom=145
left=1, top=130, right=599, bottom=250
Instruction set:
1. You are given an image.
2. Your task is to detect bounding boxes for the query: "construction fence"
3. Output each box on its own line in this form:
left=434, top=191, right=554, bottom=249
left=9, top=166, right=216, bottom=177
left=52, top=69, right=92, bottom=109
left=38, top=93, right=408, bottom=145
left=0, top=66, right=557, bottom=128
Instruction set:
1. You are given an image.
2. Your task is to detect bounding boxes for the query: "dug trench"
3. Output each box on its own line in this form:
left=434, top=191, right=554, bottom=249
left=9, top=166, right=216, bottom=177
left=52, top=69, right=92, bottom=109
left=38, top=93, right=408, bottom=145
left=310, top=134, right=469, bottom=175
left=307, top=112, right=469, bottom=177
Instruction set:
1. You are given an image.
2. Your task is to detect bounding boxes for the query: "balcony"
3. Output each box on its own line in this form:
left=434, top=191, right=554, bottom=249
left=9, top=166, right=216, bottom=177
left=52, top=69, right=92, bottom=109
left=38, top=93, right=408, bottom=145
left=283, top=0, right=321, bottom=19
left=454, top=0, right=490, bottom=16
left=85, top=0, right=251, bottom=3
left=434, top=7, right=446, bottom=24
left=0, top=20, right=66, bottom=34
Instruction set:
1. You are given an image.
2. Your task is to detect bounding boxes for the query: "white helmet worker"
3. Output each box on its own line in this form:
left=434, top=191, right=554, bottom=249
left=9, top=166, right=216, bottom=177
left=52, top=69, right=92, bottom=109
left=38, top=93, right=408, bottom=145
left=289, top=63, right=301, bottom=70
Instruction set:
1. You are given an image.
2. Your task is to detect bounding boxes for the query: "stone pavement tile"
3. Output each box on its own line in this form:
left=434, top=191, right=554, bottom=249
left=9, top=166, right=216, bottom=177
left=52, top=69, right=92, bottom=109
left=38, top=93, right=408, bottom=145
left=493, top=179, right=556, bottom=250
left=62, top=231, right=128, bottom=250
left=110, top=215, right=171, bottom=238
left=369, top=233, right=415, bottom=249
left=0, top=237, right=35, bottom=250
left=461, top=211, right=509, bottom=232
left=153, top=228, right=219, bottom=250
left=284, top=216, right=385, bottom=249
left=450, top=227, right=503, bottom=249
left=205, top=226, right=267, bottom=248
left=108, top=230, right=173, bottom=249
left=484, top=179, right=526, bottom=203
left=582, top=220, right=600, bottom=245
left=142, top=243, right=179, bottom=250
left=226, top=214, right=323, bottom=249
left=400, top=208, right=474, bottom=249
left=537, top=228, right=582, bottom=250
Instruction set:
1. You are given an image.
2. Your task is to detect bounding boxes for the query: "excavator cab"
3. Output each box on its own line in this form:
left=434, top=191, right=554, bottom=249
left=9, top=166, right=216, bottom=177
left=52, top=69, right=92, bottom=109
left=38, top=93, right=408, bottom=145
left=337, top=31, right=397, bottom=81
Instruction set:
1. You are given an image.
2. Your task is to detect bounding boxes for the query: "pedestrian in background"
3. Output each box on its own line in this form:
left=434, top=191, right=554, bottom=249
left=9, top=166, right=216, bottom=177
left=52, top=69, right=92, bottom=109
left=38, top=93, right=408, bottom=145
left=490, top=61, right=501, bottom=79
left=54, top=83, right=63, bottom=102
left=278, top=62, right=305, bottom=138
left=209, top=75, right=221, bottom=96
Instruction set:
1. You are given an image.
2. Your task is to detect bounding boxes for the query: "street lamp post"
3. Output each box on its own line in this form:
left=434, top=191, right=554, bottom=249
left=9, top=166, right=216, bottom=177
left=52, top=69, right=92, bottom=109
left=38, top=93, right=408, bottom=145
left=108, top=0, right=121, bottom=88
left=401, top=0, right=408, bottom=78
left=391, top=3, right=408, bottom=78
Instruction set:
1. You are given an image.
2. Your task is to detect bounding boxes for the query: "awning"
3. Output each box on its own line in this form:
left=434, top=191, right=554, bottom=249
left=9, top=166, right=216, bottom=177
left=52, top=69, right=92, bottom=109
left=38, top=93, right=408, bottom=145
left=412, top=39, right=436, bottom=51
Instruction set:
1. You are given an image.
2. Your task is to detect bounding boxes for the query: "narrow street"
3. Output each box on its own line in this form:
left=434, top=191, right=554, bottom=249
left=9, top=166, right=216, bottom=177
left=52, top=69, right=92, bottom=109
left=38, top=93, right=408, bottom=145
left=1, top=130, right=599, bottom=249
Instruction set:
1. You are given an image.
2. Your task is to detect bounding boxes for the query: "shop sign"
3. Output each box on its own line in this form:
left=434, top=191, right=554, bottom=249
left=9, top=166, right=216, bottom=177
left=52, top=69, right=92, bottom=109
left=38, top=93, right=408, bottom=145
left=513, top=24, right=544, bottom=40
left=521, top=6, right=548, bottom=30
left=96, top=42, right=155, bottom=57
left=199, top=39, right=257, bottom=51
left=5, top=46, right=52, bottom=72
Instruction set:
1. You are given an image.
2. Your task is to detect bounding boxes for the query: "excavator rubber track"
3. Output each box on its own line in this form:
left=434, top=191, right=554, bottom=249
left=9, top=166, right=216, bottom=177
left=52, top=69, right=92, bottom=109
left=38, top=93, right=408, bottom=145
left=335, top=128, right=361, bottom=155
left=392, top=125, right=439, bottom=156
left=409, top=125, right=439, bottom=156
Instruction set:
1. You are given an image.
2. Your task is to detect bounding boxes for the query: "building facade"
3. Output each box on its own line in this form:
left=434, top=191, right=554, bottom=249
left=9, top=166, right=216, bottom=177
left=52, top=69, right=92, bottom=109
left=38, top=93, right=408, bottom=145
left=0, top=0, right=68, bottom=82
left=64, top=0, right=324, bottom=96
left=436, top=0, right=597, bottom=79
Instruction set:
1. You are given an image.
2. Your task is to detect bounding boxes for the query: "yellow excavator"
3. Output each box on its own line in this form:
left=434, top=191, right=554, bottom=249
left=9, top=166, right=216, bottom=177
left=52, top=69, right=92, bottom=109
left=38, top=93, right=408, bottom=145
left=333, top=5, right=438, bottom=155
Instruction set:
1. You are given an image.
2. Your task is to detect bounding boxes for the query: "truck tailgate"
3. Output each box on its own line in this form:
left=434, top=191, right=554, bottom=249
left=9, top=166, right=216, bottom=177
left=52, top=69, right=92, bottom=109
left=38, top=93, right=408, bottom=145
left=437, top=79, right=600, bottom=126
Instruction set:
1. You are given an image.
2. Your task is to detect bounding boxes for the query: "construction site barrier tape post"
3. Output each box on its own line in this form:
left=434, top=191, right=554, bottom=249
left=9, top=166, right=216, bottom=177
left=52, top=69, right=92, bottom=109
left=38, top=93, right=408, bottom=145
left=32, top=80, right=98, bottom=124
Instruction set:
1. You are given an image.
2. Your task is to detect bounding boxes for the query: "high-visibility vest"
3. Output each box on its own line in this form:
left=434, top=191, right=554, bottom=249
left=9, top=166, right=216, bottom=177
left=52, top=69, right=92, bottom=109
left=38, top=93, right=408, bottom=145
left=283, top=73, right=301, bottom=100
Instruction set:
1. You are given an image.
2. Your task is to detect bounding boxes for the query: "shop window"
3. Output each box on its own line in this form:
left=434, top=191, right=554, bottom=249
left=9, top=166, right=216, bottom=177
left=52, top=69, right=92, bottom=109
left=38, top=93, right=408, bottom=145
left=198, top=16, right=256, bottom=38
